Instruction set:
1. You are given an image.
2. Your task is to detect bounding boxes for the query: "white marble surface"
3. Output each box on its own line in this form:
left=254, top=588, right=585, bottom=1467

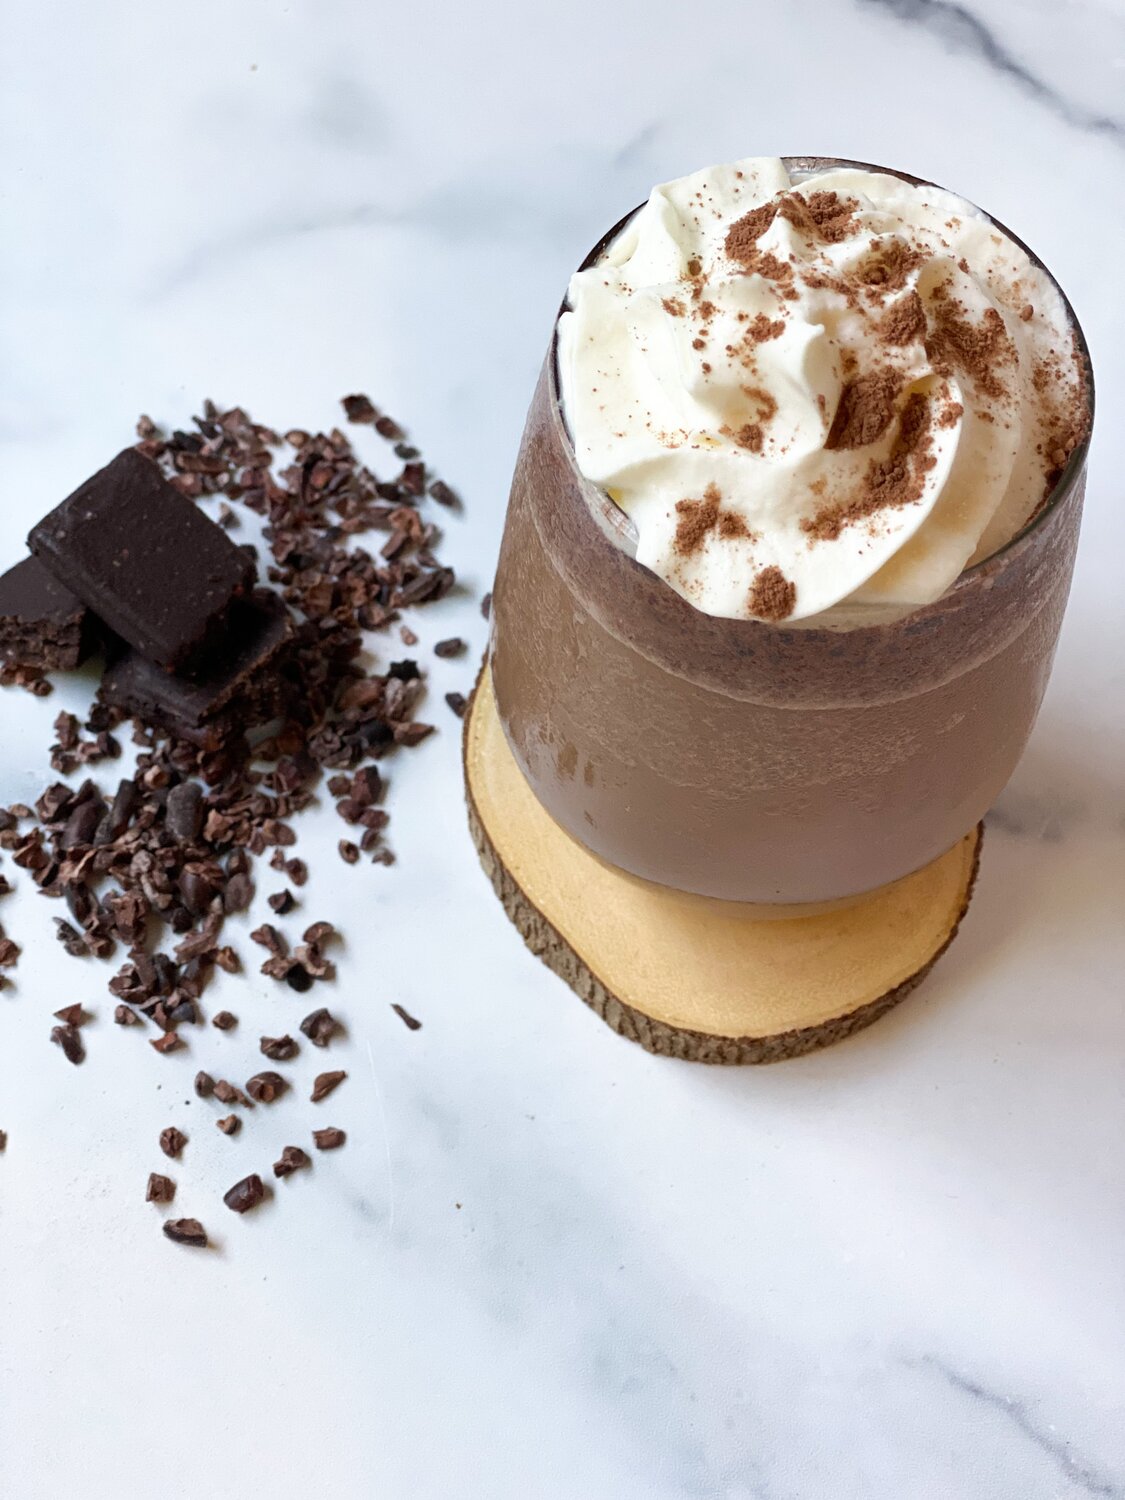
left=1, top=2, right=1123, bottom=1496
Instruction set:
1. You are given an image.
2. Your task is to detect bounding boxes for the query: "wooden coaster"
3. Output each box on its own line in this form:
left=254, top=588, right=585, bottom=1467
left=465, top=665, right=982, bottom=1064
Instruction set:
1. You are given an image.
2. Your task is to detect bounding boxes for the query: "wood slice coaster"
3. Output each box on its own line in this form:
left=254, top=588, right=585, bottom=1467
left=464, top=664, right=983, bottom=1064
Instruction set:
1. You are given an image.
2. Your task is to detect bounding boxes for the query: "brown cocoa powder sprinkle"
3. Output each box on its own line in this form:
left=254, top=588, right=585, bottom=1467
left=925, top=295, right=1013, bottom=401
left=804, top=393, right=935, bottom=542
left=937, top=401, right=964, bottom=429
left=776, top=190, right=859, bottom=244
left=855, top=238, right=925, bottom=291
left=733, top=424, right=764, bottom=453
left=673, top=483, right=722, bottom=556
left=662, top=298, right=686, bottom=317
left=825, top=370, right=904, bottom=451
left=1019, top=303, right=1034, bottom=321
left=878, top=290, right=927, bottom=347
left=748, top=566, right=797, bottom=621
left=747, top=314, right=785, bottom=345
left=724, top=202, right=778, bottom=262
left=742, top=385, right=778, bottom=422
left=718, top=511, right=753, bottom=539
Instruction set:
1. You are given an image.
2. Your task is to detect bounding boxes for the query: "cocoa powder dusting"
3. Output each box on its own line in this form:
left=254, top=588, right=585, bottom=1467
left=673, top=484, right=722, bottom=556
left=734, top=424, right=764, bottom=453
left=718, top=512, right=753, bottom=540
left=825, top=370, right=904, bottom=451
left=878, top=290, right=926, bottom=347
left=724, top=203, right=778, bottom=263
left=747, top=313, right=785, bottom=344
left=925, top=292, right=1013, bottom=401
left=747, top=566, right=796, bottom=621
left=804, top=393, right=935, bottom=542
left=662, top=298, right=686, bottom=317
left=855, top=238, right=924, bottom=291
left=776, top=190, right=859, bottom=244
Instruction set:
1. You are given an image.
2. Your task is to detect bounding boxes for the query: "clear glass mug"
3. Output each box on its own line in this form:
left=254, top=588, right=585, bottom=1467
left=488, top=159, right=1094, bottom=904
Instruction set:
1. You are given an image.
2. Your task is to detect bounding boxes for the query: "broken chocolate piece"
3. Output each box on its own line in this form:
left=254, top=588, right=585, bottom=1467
left=159, top=1126, right=187, bottom=1159
left=99, top=592, right=293, bottom=743
left=312, top=1127, right=346, bottom=1151
left=51, top=1024, right=85, bottom=1064
left=146, top=1172, right=176, bottom=1203
left=223, top=1173, right=266, bottom=1213
left=311, top=1070, right=347, bottom=1103
left=273, top=1145, right=310, bottom=1178
left=259, top=1034, right=298, bottom=1061
left=216, top=1114, right=240, bottom=1135
left=163, top=1217, right=208, bottom=1246
left=212, top=1011, right=237, bottom=1031
left=245, top=1071, right=287, bottom=1103
left=0, top=555, right=96, bottom=670
left=52, top=1004, right=87, bottom=1027
left=29, top=449, right=256, bottom=672
left=300, top=1007, right=339, bottom=1047
left=194, top=1070, right=215, bottom=1098
left=391, top=1003, right=422, bottom=1031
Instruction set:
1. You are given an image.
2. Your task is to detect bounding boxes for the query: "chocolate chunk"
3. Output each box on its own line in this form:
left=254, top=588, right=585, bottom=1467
left=338, top=840, right=359, bottom=865
left=29, top=449, right=256, bottom=672
left=0, top=555, right=96, bottom=670
left=99, top=592, right=293, bottom=742
left=245, top=1071, right=287, bottom=1103
left=52, top=1004, right=87, bottom=1027
left=163, top=1217, right=208, bottom=1247
left=216, top=1114, right=240, bottom=1135
left=267, top=889, right=295, bottom=915
left=428, top=480, right=460, bottom=509
left=284, top=963, right=314, bottom=993
left=300, top=1007, right=339, bottom=1047
left=312, top=1127, right=346, bottom=1151
left=159, top=1126, right=187, bottom=1159
left=480, top=592, right=492, bottom=619
left=51, top=1024, right=85, bottom=1064
left=434, top=637, right=465, bottom=658
left=391, top=1003, right=422, bottom=1031
left=445, top=692, right=467, bottom=718
left=146, top=1172, right=176, bottom=1203
left=0, top=1130, right=6, bottom=1152
left=212, top=1011, right=237, bottom=1031
left=165, top=782, right=204, bottom=842
left=273, top=1146, right=310, bottom=1178
left=341, top=393, right=378, bottom=424
left=194, top=1070, right=215, bottom=1098
left=114, top=1004, right=141, bottom=1026
left=311, top=1070, right=346, bottom=1103
left=150, top=1032, right=183, bottom=1054
left=223, top=873, right=254, bottom=914
left=223, top=1173, right=266, bottom=1213
left=260, top=1034, right=298, bottom=1061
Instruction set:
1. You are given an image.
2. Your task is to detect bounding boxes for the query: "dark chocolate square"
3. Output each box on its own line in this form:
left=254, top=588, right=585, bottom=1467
left=0, top=554, right=96, bottom=670
left=29, top=449, right=255, bottom=674
left=99, top=592, right=295, bottom=747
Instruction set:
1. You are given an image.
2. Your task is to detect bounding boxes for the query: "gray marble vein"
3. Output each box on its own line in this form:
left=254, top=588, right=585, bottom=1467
left=859, top=0, right=1125, bottom=144
left=910, top=1354, right=1125, bottom=1497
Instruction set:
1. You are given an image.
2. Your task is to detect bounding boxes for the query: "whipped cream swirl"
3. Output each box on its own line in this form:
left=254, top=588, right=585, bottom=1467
left=557, top=157, right=1086, bottom=624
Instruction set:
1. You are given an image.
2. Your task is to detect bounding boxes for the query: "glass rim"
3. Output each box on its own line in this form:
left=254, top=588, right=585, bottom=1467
left=551, top=153, right=1095, bottom=586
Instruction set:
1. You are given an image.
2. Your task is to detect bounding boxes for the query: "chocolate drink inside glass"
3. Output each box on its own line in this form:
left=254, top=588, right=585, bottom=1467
left=489, top=157, right=1092, bottom=905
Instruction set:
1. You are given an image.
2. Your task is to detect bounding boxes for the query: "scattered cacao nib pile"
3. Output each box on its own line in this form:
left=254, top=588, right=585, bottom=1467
left=0, top=394, right=466, bottom=1244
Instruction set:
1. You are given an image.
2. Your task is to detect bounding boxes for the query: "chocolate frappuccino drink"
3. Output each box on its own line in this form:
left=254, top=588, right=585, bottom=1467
left=489, top=157, right=1091, bottom=905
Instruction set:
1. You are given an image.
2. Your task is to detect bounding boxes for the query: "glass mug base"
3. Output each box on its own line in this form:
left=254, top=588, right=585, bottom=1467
left=465, top=664, right=982, bottom=1062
